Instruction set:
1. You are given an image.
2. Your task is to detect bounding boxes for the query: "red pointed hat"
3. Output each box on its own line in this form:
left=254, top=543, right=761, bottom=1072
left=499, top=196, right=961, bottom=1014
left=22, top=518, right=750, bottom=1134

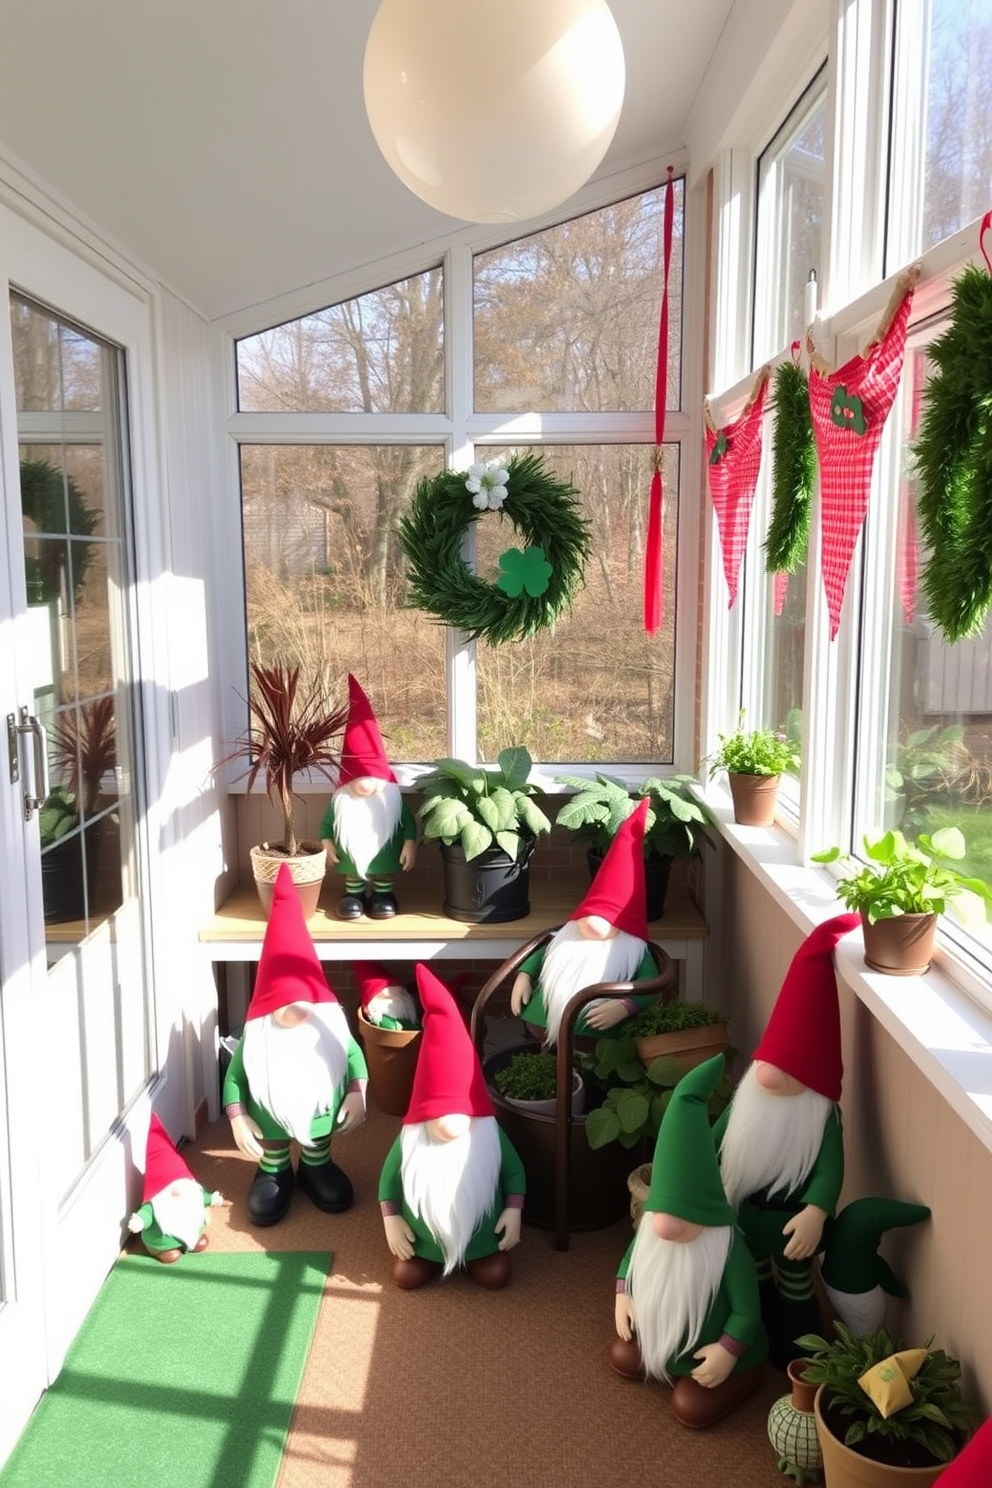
left=753, top=912, right=860, bottom=1102
left=354, top=959, right=402, bottom=1012
left=568, top=796, right=649, bottom=940
left=933, top=1416, right=992, bottom=1486
left=246, top=862, right=338, bottom=1021
left=142, top=1113, right=198, bottom=1203
left=338, top=674, right=394, bottom=787
left=403, top=963, right=494, bottom=1124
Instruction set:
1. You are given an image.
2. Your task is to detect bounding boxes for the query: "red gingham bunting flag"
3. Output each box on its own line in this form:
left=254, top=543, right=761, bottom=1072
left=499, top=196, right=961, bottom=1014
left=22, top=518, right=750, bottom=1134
left=808, top=278, right=915, bottom=639
left=705, top=370, right=769, bottom=608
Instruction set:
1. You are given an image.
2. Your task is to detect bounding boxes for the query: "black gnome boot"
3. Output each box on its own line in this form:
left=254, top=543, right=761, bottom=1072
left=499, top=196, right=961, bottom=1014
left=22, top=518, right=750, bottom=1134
left=247, top=1165, right=295, bottom=1226
left=297, top=1158, right=354, bottom=1213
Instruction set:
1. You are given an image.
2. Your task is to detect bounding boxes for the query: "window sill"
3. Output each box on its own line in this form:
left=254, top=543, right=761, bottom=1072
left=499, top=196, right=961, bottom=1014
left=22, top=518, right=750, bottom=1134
left=703, top=785, right=992, bottom=1158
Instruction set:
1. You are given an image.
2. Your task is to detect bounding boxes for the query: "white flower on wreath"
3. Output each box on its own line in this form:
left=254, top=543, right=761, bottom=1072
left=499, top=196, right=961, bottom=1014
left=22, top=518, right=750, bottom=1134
left=465, top=459, right=510, bottom=511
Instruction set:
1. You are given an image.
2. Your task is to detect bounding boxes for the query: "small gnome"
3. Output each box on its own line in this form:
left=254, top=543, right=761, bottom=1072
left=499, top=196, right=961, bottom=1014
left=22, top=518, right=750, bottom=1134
left=713, top=911, right=860, bottom=1365
left=222, top=861, right=368, bottom=1227
left=378, top=963, right=525, bottom=1290
left=320, top=674, right=417, bottom=921
left=819, top=1196, right=931, bottom=1336
left=610, top=1054, right=767, bottom=1428
left=128, top=1113, right=227, bottom=1263
left=510, top=797, right=660, bottom=1047
left=354, top=960, right=419, bottom=1030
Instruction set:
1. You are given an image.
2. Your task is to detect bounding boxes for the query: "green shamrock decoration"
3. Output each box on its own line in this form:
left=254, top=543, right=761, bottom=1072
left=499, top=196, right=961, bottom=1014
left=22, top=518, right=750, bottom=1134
left=830, top=385, right=867, bottom=434
left=709, top=429, right=730, bottom=464
left=497, top=546, right=553, bottom=598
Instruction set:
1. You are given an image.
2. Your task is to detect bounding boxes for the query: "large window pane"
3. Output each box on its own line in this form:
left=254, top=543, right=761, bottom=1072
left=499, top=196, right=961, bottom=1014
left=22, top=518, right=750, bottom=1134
left=474, top=444, right=678, bottom=762
left=473, top=182, right=684, bottom=415
left=240, top=444, right=447, bottom=760
left=236, top=268, right=444, bottom=413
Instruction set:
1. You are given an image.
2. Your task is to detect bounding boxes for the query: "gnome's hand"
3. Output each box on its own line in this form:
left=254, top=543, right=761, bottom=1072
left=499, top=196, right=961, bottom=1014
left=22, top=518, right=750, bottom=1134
left=336, top=1091, right=366, bottom=1133
left=584, top=998, right=629, bottom=1031
left=690, top=1342, right=735, bottom=1389
left=783, top=1203, right=827, bottom=1260
left=400, top=840, right=417, bottom=871
left=615, top=1291, right=635, bottom=1341
left=495, top=1207, right=522, bottom=1252
left=510, top=973, right=532, bottom=1016
left=127, top=1211, right=145, bottom=1234
left=322, top=839, right=339, bottom=866
left=383, top=1214, right=415, bottom=1260
left=230, top=1112, right=265, bottom=1161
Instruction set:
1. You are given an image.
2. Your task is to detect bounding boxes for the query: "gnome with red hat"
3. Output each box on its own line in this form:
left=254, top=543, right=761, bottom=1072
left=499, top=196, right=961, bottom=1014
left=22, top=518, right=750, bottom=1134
left=320, top=674, right=417, bottom=921
left=610, top=1055, right=767, bottom=1429
left=713, top=912, right=860, bottom=1363
left=127, top=1113, right=228, bottom=1263
left=354, top=960, right=419, bottom=1030
left=222, top=862, right=368, bottom=1226
left=378, top=963, right=525, bottom=1290
left=510, top=797, right=660, bottom=1047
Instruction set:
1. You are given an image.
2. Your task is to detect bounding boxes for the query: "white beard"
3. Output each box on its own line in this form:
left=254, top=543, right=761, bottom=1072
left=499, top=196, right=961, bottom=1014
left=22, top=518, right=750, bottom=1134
left=539, top=921, right=645, bottom=1048
left=627, top=1219, right=732, bottom=1382
left=242, top=1002, right=350, bottom=1146
left=366, top=987, right=418, bottom=1026
left=400, top=1117, right=502, bottom=1274
left=332, top=780, right=402, bottom=880
left=718, top=1062, right=833, bottom=1210
left=149, top=1179, right=207, bottom=1251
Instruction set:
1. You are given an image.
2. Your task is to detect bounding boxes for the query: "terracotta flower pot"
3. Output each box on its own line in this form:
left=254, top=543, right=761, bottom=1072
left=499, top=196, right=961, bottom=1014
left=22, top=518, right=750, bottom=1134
left=861, top=912, right=938, bottom=976
left=633, top=1021, right=728, bottom=1073
left=728, top=772, right=781, bottom=826
left=814, top=1385, right=953, bottom=1487
left=357, top=1008, right=422, bottom=1117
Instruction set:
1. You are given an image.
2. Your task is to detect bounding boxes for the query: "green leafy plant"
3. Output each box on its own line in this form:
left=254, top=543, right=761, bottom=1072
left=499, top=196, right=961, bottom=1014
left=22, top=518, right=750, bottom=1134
left=813, top=827, right=992, bottom=924
left=554, top=772, right=716, bottom=861
left=797, top=1322, right=975, bottom=1467
left=418, top=746, right=551, bottom=862
left=627, top=998, right=726, bottom=1038
left=222, top=663, right=348, bottom=858
left=580, top=1032, right=733, bottom=1151
left=39, top=785, right=80, bottom=850
left=705, top=710, right=801, bottom=778
left=493, top=1050, right=564, bottom=1103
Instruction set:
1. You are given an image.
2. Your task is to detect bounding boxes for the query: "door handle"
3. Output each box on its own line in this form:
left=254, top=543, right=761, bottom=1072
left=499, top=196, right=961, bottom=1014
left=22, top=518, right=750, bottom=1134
left=7, top=706, right=49, bottom=820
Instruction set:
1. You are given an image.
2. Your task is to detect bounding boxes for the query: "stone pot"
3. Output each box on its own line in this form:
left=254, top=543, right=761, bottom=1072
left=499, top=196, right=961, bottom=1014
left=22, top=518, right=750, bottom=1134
left=356, top=1008, right=422, bottom=1117
left=767, top=1359, right=822, bottom=1484
left=861, top=913, right=938, bottom=977
left=499, top=1067, right=585, bottom=1118
left=728, top=771, right=781, bottom=827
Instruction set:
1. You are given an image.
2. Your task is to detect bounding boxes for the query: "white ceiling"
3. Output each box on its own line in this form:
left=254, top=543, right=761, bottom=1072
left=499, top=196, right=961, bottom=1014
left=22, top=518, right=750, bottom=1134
left=0, top=0, right=739, bottom=322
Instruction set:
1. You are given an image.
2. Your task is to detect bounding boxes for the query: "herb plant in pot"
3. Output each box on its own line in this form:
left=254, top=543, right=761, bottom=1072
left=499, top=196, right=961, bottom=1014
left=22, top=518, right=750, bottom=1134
left=706, top=710, right=801, bottom=826
left=797, top=1322, right=975, bottom=1485
left=417, top=746, right=551, bottom=923
left=814, top=827, right=992, bottom=975
left=554, top=772, right=716, bottom=920
left=626, top=997, right=729, bottom=1072
left=223, top=662, right=348, bottom=919
left=492, top=1047, right=584, bottom=1116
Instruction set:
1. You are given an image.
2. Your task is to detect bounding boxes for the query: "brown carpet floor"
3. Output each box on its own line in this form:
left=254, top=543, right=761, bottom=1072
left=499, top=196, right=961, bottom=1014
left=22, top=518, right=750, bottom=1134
left=177, top=1106, right=794, bottom=1488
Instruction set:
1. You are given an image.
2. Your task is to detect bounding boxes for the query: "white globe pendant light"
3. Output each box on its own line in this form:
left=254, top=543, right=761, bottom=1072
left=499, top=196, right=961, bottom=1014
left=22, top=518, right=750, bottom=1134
left=363, top=0, right=626, bottom=224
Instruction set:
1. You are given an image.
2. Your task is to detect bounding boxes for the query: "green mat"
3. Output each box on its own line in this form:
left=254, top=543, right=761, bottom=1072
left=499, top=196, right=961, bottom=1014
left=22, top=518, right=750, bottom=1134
left=0, top=1250, right=331, bottom=1488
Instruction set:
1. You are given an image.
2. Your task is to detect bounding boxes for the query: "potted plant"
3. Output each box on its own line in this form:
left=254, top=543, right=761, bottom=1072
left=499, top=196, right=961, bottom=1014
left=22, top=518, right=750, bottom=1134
left=626, top=997, right=729, bottom=1071
left=797, top=1322, right=975, bottom=1485
left=813, top=827, right=992, bottom=975
left=417, top=746, right=551, bottom=923
left=554, top=772, right=716, bottom=920
left=705, top=710, right=801, bottom=825
left=492, top=1047, right=584, bottom=1116
left=222, top=662, right=348, bottom=918
left=38, top=785, right=91, bottom=924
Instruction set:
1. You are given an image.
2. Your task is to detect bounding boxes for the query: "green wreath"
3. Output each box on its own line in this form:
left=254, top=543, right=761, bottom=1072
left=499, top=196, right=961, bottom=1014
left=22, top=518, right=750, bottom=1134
left=397, top=452, right=592, bottom=645
left=913, top=263, right=992, bottom=642
left=764, top=360, right=816, bottom=574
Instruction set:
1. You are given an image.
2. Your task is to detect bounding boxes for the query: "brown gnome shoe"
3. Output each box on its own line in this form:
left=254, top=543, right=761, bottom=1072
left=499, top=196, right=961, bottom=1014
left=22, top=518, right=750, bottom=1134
left=393, top=1256, right=442, bottom=1290
left=466, top=1251, right=511, bottom=1289
left=608, top=1336, right=648, bottom=1380
left=670, top=1362, right=766, bottom=1429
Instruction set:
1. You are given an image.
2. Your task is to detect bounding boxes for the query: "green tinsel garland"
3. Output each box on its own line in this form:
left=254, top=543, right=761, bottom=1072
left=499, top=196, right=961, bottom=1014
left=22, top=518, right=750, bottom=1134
left=764, top=360, right=816, bottom=574
left=913, top=263, right=992, bottom=642
left=397, top=452, right=592, bottom=645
